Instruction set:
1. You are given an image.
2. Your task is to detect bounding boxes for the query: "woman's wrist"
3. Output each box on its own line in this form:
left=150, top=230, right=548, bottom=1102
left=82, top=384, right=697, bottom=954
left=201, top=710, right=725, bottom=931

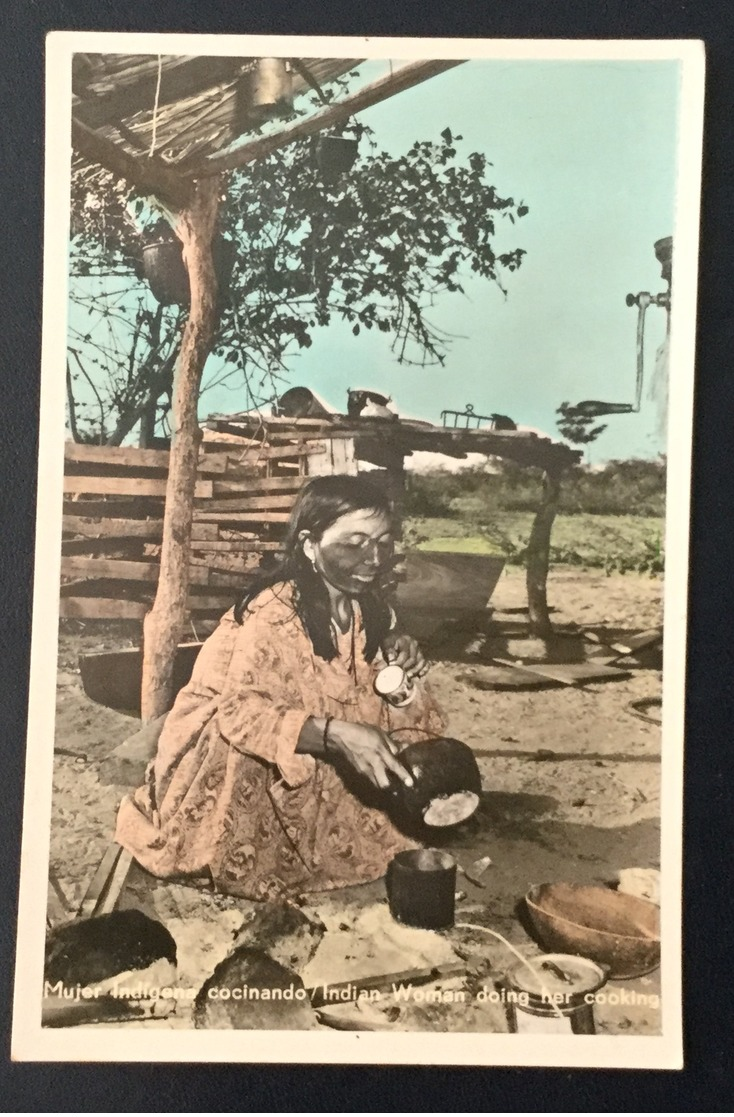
left=295, top=716, right=330, bottom=757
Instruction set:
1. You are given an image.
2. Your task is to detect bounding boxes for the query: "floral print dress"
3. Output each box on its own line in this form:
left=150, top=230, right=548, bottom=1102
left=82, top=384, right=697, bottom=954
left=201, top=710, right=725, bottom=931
left=115, top=583, right=446, bottom=900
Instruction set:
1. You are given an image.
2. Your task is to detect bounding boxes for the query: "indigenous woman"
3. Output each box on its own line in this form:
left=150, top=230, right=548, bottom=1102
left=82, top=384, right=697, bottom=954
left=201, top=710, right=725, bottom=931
left=116, top=475, right=446, bottom=901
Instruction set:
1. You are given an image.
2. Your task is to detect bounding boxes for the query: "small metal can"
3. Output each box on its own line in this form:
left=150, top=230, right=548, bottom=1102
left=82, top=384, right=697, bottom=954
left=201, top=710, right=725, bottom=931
left=374, top=664, right=416, bottom=707
left=502, top=953, right=608, bottom=1034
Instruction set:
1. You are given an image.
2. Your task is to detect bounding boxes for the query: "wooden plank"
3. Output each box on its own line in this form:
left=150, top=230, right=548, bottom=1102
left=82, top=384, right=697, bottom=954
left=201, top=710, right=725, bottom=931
left=47, top=871, right=72, bottom=929
left=78, top=843, right=122, bottom=917
left=202, top=430, right=264, bottom=446
left=64, top=476, right=214, bottom=499
left=211, top=413, right=331, bottom=430
left=62, top=520, right=219, bottom=541
left=212, top=475, right=308, bottom=495
left=97, top=849, right=134, bottom=916
left=187, top=593, right=241, bottom=610
left=189, top=558, right=247, bottom=584
left=193, top=511, right=290, bottom=524
left=61, top=594, right=240, bottom=620
left=62, top=556, right=159, bottom=582
left=195, top=494, right=297, bottom=513
left=491, top=658, right=632, bottom=687
left=190, top=523, right=220, bottom=541
left=63, top=515, right=163, bottom=539
left=229, top=441, right=325, bottom=462
left=65, top=443, right=171, bottom=469
left=65, top=442, right=232, bottom=475
left=190, top=540, right=282, bottom=552
left=210, top=572, right=248, bottom=588
left=458, top=667, right=560, bottom=692
left=60, top=598, right=149, bottom=620
left=61, top=556, right=216, bottom=586
left=307, top=437, right=358, bottom=478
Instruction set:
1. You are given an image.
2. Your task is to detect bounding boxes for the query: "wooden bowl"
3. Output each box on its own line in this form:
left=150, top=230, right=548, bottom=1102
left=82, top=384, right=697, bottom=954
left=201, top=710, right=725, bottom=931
left=525, top=882, right=660, bottom=979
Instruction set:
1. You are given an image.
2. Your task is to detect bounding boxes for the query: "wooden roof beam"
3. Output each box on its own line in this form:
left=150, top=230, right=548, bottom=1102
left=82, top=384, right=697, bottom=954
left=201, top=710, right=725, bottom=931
left=184, top=58, right=464, bottom=178
left=71, top=116, right=193, bottom=208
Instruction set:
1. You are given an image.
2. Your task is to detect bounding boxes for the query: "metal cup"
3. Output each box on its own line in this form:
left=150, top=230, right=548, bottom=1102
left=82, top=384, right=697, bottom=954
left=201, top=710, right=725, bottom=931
left=386, top=848, right=457, bottom=930
left=374, top=664, right=415, bottom=707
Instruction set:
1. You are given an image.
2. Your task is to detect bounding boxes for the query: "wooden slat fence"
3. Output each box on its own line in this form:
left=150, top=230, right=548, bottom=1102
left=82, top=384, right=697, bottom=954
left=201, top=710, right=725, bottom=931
left=60, top=434, right=321, bottom=621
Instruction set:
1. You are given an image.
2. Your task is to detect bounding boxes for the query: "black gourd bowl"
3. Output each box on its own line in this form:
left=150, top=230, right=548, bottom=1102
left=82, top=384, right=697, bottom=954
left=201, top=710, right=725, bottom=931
left=394, top=737, right=482, bottom=828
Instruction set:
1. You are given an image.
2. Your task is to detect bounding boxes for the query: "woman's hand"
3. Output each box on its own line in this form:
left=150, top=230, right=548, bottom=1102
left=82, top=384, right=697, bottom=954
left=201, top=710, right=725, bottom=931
left=381, top=632, right=428, bottom=680
left=326, top=719, right=414, bottom=791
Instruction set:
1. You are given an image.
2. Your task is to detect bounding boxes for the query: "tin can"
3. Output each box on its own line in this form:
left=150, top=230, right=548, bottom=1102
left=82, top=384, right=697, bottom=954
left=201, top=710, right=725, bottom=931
left=502, top=953, right=608, bottom=1034
left=374, top=664, right=416, bottom=707
left=386, top=848, right=457, bottom=930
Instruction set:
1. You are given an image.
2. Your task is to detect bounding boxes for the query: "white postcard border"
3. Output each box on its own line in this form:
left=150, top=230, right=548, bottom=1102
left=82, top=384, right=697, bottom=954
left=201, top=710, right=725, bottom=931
left=12, top=31, right=704, bottom=1067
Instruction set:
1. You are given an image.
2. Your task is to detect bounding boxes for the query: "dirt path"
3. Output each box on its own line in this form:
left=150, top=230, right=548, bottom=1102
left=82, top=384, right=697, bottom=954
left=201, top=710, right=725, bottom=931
left=47, top=567, right=664, bottom=1035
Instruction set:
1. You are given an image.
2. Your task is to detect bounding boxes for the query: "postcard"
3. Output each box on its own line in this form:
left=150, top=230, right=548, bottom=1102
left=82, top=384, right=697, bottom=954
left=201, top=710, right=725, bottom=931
left=12, top=32, right=703, bottom=1066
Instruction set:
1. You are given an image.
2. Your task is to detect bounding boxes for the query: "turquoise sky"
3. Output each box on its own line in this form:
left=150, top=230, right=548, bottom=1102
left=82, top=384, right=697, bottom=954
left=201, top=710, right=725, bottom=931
left=201, top=58, right=681, bottom=462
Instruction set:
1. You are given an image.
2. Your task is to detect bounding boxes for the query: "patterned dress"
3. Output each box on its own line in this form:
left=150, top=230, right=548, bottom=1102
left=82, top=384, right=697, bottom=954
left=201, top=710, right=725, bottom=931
left=115, top=583, right=446, bottom=900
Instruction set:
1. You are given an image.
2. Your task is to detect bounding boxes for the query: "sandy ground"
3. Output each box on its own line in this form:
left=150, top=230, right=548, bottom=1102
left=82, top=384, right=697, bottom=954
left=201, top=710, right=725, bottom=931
left=47, top=566, right=664, bottom=1037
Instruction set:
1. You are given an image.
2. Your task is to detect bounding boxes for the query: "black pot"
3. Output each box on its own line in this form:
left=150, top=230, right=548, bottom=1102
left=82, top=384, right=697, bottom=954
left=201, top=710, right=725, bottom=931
left=273, top=386, right=332, bottom=419
left=313, top=134, right=359, bottom=180
left=142, top=236, right=237, bottom=307
left=142, top=239, right=190, bottom=306
left=386, top=848, right=457, bottom=930
left=395, top=737, right=482, bottom=828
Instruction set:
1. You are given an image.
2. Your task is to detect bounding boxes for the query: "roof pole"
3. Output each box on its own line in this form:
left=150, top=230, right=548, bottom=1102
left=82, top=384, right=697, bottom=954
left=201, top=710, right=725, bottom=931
left=141, top=176, right=220, bottom=720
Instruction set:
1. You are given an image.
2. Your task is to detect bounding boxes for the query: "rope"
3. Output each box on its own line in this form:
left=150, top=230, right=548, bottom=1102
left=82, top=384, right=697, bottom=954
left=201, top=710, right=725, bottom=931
left=149, top=54, right=163, bottom=157
left=454, top=922, right=566, bottom=1020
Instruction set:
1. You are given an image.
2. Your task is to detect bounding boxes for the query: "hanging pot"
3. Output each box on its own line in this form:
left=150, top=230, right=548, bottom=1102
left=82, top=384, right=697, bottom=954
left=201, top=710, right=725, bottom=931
left=142, top=236, right=237, bottom=308
left=239, top=58, right=293, bottom=126
left=313, top=134, right=359, bottom=181
left=142, top=239, right=190, bottom=306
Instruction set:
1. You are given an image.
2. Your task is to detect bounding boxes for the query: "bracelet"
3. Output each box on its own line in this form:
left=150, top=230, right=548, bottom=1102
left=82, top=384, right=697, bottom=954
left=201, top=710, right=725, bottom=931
left=322, top=715, right=334, bottom=757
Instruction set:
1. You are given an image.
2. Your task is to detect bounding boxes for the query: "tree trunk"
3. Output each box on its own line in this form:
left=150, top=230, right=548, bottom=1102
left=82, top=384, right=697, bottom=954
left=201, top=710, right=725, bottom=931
left=526, top=468, right=562, bottom=639
left=141, top=178, right=220, bottom=721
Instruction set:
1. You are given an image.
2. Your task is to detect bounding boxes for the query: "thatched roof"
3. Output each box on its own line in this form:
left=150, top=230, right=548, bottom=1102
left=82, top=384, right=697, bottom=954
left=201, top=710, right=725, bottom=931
left=72, top=53, right=364, bottom=168
left=70, top=53, right=462, bottom=205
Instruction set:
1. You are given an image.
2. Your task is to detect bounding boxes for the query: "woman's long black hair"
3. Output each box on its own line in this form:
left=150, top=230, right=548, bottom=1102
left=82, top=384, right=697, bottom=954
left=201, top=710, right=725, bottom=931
left=234, top=474, right=394, bottom=663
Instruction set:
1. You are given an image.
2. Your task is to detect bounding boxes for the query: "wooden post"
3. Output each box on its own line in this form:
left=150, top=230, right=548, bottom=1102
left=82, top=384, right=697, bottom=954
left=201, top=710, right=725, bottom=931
left=141, top=177, right=220, bottom=721
left=525, top=467, right=563, bottom=639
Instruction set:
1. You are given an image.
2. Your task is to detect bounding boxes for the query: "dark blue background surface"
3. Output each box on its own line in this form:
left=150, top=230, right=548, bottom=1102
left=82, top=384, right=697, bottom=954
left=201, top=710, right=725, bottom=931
left=1, top=1, right=732, bottom=1110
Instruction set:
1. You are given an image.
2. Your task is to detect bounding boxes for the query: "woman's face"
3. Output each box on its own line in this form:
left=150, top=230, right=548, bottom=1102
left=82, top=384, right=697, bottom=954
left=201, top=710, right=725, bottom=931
left=302, top=507, right=394, bottom=596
